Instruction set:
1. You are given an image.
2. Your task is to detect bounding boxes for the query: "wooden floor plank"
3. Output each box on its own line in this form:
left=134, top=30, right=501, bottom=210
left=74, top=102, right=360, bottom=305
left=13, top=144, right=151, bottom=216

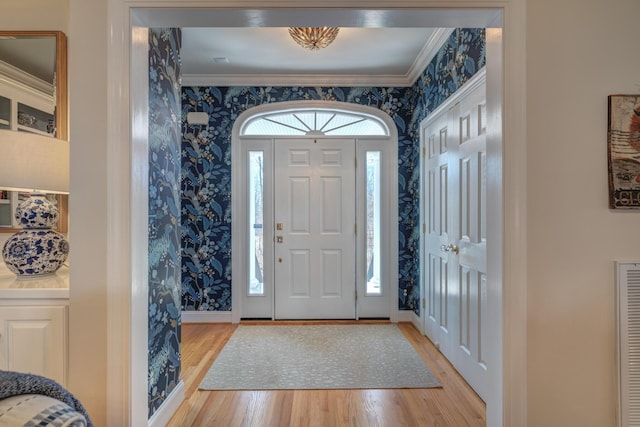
left=167, top=322, right=485, bottom=427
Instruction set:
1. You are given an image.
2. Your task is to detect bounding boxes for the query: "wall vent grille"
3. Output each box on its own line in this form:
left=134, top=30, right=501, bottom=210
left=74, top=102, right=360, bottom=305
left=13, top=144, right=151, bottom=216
left=617, top=262, right=640, bottom=427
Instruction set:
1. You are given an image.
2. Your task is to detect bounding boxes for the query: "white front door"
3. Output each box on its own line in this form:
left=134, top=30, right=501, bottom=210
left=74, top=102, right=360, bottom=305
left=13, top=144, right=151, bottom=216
left=274, top=138, right=356, bottom=319
left=422, top=74, right=489, bottom=400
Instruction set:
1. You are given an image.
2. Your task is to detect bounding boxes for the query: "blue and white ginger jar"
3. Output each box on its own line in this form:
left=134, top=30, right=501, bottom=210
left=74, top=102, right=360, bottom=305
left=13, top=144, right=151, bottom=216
left=15, top=194, right=59, bottom=228
left=2, top=195, right=69, bottom=277
left=2, top=230, right=69, bottom=276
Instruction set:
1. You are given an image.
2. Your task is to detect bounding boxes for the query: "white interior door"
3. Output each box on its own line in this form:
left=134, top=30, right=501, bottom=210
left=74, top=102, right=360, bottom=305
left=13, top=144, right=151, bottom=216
left=422, top=74, right=488, bottom=400
left=450, top=80, right=488, bottom=398
left=423, top=105, right=455, bottom=357
left=274, top=138, right=356, bottom=319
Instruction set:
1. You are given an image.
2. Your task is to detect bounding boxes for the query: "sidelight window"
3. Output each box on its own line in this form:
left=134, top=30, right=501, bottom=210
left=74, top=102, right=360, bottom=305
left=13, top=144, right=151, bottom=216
left=248, top=150, right=264, bottom=296
left=366, top=151, right=382, bottom=295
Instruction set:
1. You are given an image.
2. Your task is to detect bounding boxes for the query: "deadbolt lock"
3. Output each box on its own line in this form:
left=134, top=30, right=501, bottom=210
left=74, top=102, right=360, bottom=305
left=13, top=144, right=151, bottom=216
left=276, top=223, right=284, bottom=230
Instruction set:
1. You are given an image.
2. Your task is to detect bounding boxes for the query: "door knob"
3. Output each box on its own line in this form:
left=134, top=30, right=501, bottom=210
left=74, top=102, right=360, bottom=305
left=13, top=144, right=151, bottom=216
left=441, top=243, right=459, bottom=254
left=276, top=236, right=283, bottom=243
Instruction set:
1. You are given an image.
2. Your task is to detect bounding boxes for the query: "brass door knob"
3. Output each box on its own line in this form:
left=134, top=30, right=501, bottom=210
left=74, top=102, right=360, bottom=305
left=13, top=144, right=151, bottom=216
left=441, top=244, right=459, bottom=254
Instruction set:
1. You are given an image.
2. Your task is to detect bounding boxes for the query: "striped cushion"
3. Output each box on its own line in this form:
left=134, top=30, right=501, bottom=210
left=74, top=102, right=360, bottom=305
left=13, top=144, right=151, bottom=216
left=0, top=394, right=87, bottom=427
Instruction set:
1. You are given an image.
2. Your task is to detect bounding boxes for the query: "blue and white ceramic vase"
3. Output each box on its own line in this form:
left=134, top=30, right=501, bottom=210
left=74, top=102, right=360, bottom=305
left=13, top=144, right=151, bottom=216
left=14, top=194, right=59, bottom=228
left=2, top=194, right=69, bottom=277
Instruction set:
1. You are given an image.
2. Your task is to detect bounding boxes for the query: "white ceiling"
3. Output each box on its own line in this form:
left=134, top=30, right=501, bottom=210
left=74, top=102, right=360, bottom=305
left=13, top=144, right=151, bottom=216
left=181, top=27, right=441, bottom=87
left=0, top=37, right=56, bottom=83
left=137, top=8, right=501, bottom=87
left=1, top=8, right=501, bottom=90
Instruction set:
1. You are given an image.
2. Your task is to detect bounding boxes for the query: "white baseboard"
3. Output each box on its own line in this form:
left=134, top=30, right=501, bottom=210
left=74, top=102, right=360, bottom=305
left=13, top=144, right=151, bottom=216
left=148, top=380, right=184, bottom=427
left=397, top=310, right=413, bottom=323
left=181, top=310, right=233, bottom=323
left=411, top=311, right=424, bottom=334
left=182, top=310, right=417, bottom=325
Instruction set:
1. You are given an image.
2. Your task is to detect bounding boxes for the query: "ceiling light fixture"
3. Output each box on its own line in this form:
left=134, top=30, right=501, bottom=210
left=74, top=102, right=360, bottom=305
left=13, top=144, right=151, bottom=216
left=288, top=27, right=340, bottom=51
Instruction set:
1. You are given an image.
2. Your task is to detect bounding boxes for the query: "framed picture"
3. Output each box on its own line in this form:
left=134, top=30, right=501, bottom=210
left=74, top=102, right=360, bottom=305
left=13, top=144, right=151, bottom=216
left=608, top=94, right=640, bottom=208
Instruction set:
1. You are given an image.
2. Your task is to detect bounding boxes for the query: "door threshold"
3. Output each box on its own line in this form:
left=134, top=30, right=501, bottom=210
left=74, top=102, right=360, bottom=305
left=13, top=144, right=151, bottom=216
left=240, top=319, right=391, bottom=325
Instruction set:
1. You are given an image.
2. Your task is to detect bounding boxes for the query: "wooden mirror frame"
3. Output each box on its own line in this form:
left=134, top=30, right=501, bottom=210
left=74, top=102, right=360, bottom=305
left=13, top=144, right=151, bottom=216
left=0, top=31, right=68, bottom=233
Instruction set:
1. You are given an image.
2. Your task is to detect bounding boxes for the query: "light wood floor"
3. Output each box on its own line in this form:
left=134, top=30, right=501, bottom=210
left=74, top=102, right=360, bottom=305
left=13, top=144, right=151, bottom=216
left=167, top=321, right=485, bottom=427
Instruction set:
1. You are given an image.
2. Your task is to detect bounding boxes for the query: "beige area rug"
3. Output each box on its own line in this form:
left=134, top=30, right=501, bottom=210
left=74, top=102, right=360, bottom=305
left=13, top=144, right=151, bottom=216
left=199, top=324, right=441, bottom=390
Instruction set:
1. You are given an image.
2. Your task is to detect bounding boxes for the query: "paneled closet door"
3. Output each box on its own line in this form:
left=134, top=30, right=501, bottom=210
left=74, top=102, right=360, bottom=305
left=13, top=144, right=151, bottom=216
left=423, top=106, right=456, bottom=359
left=422, top=76, right=488, bottom=400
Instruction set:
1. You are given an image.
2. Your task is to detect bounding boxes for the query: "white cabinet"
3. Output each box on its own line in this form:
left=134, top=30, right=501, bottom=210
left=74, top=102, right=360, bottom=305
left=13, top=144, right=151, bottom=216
left=0, top=62, right=55, bottom=137
left=0, top=95, right=9, bottom=130
left=0, top=191, right=18, bottom=228
left=0, top=304, right=68, bottom=385
left=0, top=193, right=11, bottom=228
left=0, top=263, right=69, bottom=386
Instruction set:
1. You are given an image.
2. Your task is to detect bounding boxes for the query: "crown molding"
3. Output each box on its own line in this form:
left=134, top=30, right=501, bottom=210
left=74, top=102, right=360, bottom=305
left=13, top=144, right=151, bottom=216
left=405, top=27, right=455, bottom=86
left=182, top=73, right=415, bottom=87
left=0, top=60, right=54, bottom=97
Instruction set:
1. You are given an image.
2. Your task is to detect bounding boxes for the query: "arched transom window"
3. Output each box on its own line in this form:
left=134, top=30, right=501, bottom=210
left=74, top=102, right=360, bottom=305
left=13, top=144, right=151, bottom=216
left=241, top=108, right=389, bottom=136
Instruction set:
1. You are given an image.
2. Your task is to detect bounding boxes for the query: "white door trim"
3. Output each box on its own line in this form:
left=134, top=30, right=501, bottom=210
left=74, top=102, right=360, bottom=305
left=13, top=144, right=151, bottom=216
left=96, top=4, right=524, bottom=427
left=232, top=101, right=399, bottom=322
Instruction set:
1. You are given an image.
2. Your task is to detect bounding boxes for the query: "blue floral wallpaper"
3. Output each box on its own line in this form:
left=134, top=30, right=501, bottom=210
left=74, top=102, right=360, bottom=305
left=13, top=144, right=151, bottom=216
left=411, top=28, right=486, bottom=133
left=405, top=28, right=486, bottom=312
left=180, top=28, right=485, bottom=316
left=148, top=28, right=182, bottom=418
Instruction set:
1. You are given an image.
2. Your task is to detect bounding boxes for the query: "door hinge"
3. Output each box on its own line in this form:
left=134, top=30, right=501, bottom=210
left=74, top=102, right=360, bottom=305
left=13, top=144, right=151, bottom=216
left=355, top=290, right=358, bottom=301
left=422, top=145, right=426, bottom=158
left=422, top=223, right=426, bottom=234
left=354, top=224, right=357, bottom=235
left=354, top=157, right=357, bottom=168
left=422, top=298, right=426, bottom=309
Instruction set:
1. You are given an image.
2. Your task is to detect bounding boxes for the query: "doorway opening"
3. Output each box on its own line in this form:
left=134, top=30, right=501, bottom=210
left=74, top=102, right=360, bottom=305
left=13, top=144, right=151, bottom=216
left=122, top=6, right=516, bottom=426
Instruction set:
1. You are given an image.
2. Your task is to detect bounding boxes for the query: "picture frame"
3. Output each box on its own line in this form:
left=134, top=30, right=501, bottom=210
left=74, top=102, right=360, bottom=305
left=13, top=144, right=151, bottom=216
left=608, top=94, right=640, bottom=209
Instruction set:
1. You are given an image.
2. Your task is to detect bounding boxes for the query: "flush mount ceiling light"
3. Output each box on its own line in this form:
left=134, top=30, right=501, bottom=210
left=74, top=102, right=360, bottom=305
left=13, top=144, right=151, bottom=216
left=288, top=27, right=340, bottom=51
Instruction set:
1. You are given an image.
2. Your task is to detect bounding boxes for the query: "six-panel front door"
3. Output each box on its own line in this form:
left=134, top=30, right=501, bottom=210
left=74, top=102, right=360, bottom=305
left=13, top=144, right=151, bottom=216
left=274, top=138, right=356, bottom=319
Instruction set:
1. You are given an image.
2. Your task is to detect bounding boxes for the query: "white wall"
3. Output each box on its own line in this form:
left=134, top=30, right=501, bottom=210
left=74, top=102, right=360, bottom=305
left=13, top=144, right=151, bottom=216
left=0, top=234, right=8, bottom=248
left=68, top=0, right=108, bottom=425
left=527, top=0, right=640, bottom=425
left=0, top=0, right=68, bottom=30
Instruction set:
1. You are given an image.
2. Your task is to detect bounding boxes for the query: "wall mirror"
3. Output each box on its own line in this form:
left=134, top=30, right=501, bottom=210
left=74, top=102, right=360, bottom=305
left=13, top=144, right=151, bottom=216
left=0, top=31, right=68, bottom=234
left=0, top=31, right=67, bottom=139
